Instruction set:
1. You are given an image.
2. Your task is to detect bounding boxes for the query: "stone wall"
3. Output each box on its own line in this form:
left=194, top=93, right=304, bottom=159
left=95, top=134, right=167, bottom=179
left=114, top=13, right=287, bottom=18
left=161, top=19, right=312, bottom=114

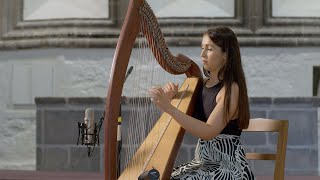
left=2, top=47, right=320, bottom=170
left=1, top=0, right=320, bottom=172
left=35, top=97, right=320, bottom=176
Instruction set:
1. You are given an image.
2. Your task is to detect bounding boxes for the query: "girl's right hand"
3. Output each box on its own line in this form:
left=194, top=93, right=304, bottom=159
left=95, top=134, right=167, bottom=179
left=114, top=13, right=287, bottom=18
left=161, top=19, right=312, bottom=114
left=162, top=82, right=179, bottom=100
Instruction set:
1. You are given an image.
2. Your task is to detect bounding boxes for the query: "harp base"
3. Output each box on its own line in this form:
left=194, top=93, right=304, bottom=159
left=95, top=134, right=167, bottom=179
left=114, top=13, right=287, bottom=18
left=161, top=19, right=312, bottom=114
left=138, top=168, right=160, bottom=180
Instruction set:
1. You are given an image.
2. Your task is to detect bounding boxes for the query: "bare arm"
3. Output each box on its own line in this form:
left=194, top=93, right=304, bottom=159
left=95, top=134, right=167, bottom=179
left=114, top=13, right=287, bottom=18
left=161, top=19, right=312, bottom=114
left=149, top=83, right=239, bottom=140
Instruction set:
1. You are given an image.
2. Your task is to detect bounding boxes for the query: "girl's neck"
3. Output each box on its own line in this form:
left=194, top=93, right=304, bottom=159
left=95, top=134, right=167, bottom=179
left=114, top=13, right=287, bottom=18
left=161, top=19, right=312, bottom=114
left=206, top=76, right=220, bottom=87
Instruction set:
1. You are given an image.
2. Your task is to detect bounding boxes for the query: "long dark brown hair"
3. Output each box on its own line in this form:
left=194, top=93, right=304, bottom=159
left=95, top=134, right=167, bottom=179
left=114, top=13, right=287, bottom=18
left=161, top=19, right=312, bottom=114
left=203, top=26, right=250, bottom=129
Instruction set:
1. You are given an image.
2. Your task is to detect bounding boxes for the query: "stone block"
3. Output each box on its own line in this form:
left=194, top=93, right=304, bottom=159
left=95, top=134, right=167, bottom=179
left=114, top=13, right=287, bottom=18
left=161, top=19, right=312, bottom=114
left=285, top=147, right=318, bottom=175
left=249, top=97, right=272, bottom=108
left=11, top=64, right=32, bottom=104
left=35, top=96, right=320, bottom=175
left=269, top=110, right=317, bottom=146
left=252, top=160, right=275, bottom=176
left=249, top=110, right=267, bottom=119
left=243, top=146, right=253, bottom=154
left=246, top=160, right=255, bottom=174
left=43, top=110, right=83, bottom=144
left=241, top=132, right=268, bottom=146
left=37, top=146, right=69, bottom=171
left=36, top=110, right=43, bottom=145
left=35, top=97, right=67, bottom=107
left=285, top=169, right=318, bottom=176
left=253, top=146, right=277, bottom=155
left=182, top=132, right=198, bottom=145
left=175, top=145, right=193, bottom=166
left=68, top=97, right=105, bottom=107
left=266, top=132, right=278, bottom=146
left=273, top=97, right=320, bottom=108
left=36, top=147, right=41, bottom=170
left=99, top=145, right=104, bottom=172
left=70, top=146, right=101, bottom=172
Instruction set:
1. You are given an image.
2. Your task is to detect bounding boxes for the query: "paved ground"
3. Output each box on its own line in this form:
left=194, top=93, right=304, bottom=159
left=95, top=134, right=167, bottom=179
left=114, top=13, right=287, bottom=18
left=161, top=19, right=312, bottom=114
left=0, top=170, right=319, bottom=180
left=258, top=177, right=320, bottom=180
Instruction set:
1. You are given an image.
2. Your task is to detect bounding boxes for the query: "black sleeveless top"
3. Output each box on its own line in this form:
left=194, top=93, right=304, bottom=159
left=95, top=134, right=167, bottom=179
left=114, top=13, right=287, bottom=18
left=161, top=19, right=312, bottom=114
left=193, top=80, right=242, bottom=136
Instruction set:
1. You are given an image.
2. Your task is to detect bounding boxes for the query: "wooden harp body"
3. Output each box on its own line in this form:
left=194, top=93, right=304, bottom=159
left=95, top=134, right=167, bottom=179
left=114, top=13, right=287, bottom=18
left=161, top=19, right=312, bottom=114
left=104, top=0, right=202, bottom=179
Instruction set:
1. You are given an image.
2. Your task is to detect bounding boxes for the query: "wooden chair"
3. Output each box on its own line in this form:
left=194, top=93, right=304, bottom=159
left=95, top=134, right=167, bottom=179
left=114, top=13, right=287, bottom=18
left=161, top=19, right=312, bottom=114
left=243, top=118, right=289, bottom=180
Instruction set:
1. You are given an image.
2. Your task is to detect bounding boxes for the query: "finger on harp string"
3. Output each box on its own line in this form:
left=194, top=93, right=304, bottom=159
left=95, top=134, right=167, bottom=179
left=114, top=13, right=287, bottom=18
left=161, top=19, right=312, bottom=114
left=151, top=85, right=162, bottom=90
left=148, top=89, right=158, bottom=101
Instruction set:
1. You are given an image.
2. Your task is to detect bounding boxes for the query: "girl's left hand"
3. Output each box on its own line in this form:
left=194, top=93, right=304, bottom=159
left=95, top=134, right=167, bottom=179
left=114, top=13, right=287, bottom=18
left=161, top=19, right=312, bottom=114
left=149, top=87, right=173, bottom=112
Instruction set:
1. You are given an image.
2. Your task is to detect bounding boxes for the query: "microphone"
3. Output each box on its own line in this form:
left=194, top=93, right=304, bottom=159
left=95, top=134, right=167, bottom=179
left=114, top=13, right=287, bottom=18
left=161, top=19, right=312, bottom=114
left=84, top=108, right=94, bottom=145
left=124, top=66, right=133, bottom=82
left=77, top=108, right=104, bottom=157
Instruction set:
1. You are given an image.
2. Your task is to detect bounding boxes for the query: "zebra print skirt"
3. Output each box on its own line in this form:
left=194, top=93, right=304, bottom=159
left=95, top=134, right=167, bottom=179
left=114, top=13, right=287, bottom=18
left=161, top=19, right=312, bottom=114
left=171, top=134, right=255, bottom=180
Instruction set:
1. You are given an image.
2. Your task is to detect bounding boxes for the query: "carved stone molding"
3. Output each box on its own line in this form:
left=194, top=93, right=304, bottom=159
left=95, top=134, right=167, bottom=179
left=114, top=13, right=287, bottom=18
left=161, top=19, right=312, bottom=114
left=159, top=0, right=320, bottom=46
left=0, top=0, right=119, bottom=49
left=1, top=0, right=320, bottom=49
left=256, top=0, right=320, bottom=46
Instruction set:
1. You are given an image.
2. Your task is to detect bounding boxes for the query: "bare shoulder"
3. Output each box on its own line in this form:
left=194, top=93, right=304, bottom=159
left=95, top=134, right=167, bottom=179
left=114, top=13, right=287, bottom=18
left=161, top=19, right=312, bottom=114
left=231, top=82, right=239, bottom=94
left=217, top=82, right=239, bottom=101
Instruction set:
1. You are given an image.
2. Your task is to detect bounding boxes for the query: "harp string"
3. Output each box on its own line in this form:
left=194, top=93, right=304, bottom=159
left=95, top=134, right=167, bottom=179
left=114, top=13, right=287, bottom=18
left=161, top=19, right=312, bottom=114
left=108, top=1, right=201, bottom=179
left=121, top=17, right=176, bottom=177
left=120, top=2, right=190, bottom=177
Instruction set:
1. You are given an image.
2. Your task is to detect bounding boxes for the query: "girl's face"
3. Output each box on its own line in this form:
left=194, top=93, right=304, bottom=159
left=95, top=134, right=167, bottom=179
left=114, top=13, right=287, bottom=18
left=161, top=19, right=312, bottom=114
left=201, top=34, right=226, bottom=75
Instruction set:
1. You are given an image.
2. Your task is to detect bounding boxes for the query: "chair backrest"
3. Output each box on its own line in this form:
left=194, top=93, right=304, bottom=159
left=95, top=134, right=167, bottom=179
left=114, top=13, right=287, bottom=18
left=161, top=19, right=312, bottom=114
left=243, top=118, right=289, bottom=180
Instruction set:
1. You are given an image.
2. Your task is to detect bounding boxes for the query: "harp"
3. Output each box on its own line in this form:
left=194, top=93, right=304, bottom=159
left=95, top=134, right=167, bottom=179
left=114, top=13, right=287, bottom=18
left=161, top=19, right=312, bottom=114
left=104, top=0, right=202, bottom=179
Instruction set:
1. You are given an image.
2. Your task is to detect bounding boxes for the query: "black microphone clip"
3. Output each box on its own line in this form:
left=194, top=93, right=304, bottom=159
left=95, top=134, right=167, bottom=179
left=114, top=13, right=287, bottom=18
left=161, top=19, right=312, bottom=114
left=76, top=110, right=104, bottom=157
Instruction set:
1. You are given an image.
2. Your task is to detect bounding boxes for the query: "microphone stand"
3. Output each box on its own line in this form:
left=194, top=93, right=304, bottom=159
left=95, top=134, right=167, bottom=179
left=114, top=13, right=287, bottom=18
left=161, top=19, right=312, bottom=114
left=117, top=104, right=122, bottom=178
left=117, top=66, right=133, bottom=177
left=76, top=66, right=133, bottom=158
